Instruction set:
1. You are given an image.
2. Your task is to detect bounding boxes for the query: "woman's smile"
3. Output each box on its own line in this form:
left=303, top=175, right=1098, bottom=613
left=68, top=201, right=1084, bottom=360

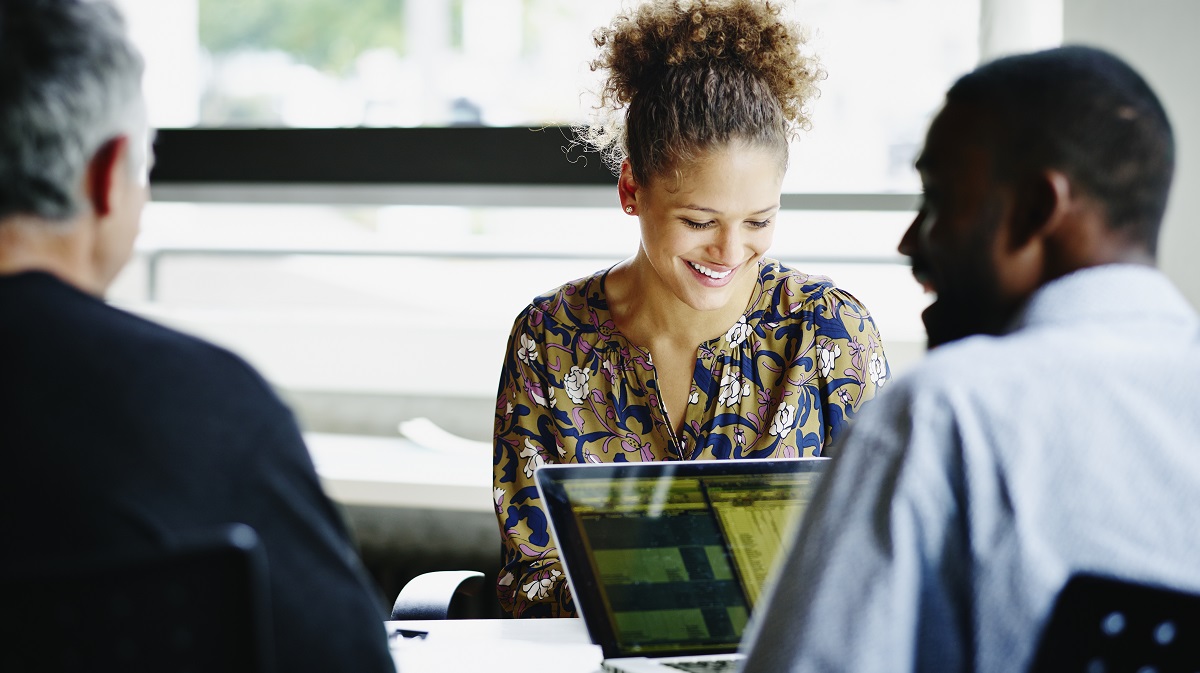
left=688, top=260, right=736, bottom=282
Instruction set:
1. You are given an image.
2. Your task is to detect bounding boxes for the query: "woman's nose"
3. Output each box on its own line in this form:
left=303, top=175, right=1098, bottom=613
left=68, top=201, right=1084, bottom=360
left=708, top=225, right=742, bottom=263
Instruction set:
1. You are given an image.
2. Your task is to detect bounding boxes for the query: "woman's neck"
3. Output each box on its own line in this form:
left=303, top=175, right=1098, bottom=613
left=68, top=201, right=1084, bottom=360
left=606, top=254, right=757, bottom=350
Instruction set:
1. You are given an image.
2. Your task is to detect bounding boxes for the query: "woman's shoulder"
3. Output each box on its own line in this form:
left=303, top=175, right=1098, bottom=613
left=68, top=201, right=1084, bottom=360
left=754, top=259, right=873, bottom=319
left=513, top=268, right=611, bottom=332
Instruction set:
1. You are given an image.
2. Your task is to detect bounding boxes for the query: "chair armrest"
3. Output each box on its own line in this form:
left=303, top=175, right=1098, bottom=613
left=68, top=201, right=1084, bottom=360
left=391, top=570, right=486, bottom=620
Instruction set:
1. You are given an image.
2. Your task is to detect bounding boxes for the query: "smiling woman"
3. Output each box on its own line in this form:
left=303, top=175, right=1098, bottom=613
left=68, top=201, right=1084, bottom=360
left=491, top=0, right=891, bottom=619
left=106, top=0, right=1006, bottom=618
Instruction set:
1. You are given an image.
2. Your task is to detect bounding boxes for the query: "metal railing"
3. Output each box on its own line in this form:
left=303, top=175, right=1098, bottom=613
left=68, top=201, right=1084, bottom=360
left=139, top=186, right=918, bottom=302
left=138, top=246, right=910, bottom=302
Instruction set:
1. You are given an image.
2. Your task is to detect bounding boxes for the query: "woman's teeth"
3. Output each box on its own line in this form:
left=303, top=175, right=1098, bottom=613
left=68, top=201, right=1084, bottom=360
left=690, top=262, right=732, bottom=279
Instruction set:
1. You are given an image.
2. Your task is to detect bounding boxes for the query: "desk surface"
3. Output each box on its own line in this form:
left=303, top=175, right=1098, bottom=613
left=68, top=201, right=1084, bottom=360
left=387, top=618, right=602, bottom=673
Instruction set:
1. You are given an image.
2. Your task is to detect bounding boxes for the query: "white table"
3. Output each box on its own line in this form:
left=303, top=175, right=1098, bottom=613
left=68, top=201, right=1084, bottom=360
left=386, top=618, right=603, bottom=673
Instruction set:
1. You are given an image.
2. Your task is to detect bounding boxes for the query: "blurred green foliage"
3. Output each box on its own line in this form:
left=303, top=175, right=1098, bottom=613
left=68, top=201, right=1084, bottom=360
left=199, top=0, right=406, bottom=73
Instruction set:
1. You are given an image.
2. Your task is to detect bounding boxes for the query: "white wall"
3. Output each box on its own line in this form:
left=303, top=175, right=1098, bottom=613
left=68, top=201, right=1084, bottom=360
left=1063, top=0, right=1200, bottom=308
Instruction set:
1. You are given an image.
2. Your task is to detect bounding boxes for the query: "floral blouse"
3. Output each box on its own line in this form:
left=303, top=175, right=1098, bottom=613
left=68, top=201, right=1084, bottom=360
left=492, top=259, right=889, bottom=617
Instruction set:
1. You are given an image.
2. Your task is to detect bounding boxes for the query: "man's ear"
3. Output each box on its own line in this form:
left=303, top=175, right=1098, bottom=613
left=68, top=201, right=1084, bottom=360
left=1008, top=169, right=1071, bottom=250
left=84, top=136, right=129, bottom=218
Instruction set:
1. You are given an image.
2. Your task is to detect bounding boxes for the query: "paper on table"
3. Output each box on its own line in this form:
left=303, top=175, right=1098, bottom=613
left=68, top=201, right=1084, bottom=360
left=398, top=417, right=491, bottom=453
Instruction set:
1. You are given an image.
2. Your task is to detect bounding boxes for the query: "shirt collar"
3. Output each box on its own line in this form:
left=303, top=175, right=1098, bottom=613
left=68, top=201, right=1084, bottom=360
left=1007, top=263, right=1197, bottom=333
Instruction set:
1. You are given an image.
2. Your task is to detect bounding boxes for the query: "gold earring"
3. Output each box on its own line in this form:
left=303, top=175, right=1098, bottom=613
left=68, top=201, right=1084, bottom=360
left=625, top=206, right=634, bottom=214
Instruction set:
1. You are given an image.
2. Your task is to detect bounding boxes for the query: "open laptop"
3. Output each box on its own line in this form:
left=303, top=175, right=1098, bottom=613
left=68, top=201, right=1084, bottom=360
left=536, top=458, right=828, bottom=673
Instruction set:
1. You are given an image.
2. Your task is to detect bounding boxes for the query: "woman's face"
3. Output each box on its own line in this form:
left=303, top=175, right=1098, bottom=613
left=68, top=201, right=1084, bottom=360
left=621, top=143, right=784, bottom=314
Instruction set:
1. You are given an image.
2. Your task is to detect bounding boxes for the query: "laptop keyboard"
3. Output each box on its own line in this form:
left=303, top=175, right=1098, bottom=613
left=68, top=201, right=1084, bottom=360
left=663, top=658, right=743, bottom=673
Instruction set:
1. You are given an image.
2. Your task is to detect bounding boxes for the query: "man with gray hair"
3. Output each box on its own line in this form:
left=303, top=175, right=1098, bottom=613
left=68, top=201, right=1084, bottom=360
left=0, top=2, right=395, bottom=670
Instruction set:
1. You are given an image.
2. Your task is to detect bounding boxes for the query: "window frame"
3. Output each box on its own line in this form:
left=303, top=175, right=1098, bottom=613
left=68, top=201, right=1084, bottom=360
left=148, top=127, right=919, bottom=210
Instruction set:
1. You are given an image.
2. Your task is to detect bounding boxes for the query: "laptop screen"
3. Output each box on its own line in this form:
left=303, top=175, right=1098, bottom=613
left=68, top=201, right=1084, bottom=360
left=536, top=459, right=827, bottom=659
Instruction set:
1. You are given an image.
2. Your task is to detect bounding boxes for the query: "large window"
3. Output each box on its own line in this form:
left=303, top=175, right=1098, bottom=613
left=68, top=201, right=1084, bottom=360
left=109, top=0, right=1059, bottom=440
left=122, top=0, right=980, bottom=192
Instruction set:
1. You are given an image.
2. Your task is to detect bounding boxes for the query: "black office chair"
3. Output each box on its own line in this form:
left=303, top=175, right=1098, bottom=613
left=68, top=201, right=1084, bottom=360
left=0, top=523, right=274, bottom=673
left=1028, top=572, right=1200, bottom=673
left=391, top=570, right=487, bottom=620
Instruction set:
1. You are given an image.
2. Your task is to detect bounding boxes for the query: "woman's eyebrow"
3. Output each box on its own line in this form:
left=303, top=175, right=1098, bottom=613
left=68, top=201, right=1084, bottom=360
left=677, top=204, right=779, bottom=215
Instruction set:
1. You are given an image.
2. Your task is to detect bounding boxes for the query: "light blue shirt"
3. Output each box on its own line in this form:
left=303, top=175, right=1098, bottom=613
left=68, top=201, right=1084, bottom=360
left=742, top=264, right=1200, bottom=673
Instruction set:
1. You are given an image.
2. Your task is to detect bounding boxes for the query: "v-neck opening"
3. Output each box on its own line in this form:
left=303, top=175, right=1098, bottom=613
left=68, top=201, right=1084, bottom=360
left=593, top=262, right=769, bottom=459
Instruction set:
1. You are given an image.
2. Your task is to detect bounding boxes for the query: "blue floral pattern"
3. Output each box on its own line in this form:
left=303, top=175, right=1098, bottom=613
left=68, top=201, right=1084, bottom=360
left=492, top=259, right=888, bottom=617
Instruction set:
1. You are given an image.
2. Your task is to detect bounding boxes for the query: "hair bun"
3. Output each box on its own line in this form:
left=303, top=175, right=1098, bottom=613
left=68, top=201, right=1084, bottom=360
left=591, top=0, right=821, bottom=127
left=580, top=0, right=825, bottom=182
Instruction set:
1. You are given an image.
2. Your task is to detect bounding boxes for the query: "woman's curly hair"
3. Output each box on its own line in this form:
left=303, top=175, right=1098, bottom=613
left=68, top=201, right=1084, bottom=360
left=580, top=0, right=824, bottom=184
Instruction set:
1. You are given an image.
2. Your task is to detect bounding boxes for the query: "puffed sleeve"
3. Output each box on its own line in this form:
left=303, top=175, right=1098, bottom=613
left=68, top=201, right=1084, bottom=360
left=491, top=306, right=575, bottom=617
left=809, top=286, right=890, bottom=450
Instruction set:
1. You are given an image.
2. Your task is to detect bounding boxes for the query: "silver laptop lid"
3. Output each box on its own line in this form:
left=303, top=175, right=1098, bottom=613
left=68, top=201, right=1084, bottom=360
left=536, top=458, right=828, bottom=660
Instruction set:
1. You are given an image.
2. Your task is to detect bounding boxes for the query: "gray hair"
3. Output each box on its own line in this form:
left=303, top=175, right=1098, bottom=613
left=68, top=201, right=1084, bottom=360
left=0, top=0, right=147, bottom=222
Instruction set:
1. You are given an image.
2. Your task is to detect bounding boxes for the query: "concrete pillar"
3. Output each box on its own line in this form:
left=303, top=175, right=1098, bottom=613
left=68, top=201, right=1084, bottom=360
left=1063, top=0, right=1200, bottom=308
left=979, top=0, right=1063, bottom=61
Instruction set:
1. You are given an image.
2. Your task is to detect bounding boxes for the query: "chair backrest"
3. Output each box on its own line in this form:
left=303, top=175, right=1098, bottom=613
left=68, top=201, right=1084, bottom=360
left=0, top=523, right=274, bottom=673
left=391, top=570, right=486, bottom=620
left=1029, top=573, right=1200, bottom=673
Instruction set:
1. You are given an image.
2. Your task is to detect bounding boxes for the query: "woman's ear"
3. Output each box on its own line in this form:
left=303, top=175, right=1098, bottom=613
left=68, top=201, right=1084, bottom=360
left=618, top=159, right=639, bottom=214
